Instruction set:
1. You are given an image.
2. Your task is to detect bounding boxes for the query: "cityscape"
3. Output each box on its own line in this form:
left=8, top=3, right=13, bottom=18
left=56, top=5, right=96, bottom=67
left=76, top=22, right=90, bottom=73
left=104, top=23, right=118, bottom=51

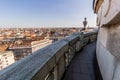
left=0, top=28, right=82, bottom=70
left=1, top=0, right=120, bottom=80
left=0, top=27, right=97, bottom=70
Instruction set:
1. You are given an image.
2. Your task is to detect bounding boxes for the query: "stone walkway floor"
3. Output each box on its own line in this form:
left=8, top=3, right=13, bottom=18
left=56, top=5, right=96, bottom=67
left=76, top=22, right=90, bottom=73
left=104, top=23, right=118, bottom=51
left=63, top=42, right=102, bottom=80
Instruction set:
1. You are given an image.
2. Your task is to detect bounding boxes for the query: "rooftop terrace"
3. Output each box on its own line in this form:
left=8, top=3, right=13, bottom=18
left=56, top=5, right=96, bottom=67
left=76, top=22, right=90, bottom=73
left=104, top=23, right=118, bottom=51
left=63, top=42, right=102, bottom=80
left=0, top=30, right=99, bottom=80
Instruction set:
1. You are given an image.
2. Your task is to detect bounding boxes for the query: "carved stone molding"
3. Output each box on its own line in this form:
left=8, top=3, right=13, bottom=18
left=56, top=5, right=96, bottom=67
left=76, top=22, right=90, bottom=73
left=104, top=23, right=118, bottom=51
left=94, top=0, right=104, bottom=13
left=104, top=0, right=112, bottom=17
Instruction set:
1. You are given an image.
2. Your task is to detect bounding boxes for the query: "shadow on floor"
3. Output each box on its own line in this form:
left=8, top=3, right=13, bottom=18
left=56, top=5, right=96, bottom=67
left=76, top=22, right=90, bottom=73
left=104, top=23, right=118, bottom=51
left=62, top=42, right=103, bottom=80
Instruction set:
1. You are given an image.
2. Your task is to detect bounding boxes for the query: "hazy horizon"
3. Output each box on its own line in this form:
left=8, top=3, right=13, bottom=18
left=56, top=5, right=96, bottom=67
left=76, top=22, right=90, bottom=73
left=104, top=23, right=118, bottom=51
left=0, top=0, right=97, bottom=28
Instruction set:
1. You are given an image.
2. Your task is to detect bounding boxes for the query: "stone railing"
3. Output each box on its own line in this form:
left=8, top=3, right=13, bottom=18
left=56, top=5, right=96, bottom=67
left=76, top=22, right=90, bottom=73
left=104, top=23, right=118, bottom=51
left=0, top=31, right=98, bottom=80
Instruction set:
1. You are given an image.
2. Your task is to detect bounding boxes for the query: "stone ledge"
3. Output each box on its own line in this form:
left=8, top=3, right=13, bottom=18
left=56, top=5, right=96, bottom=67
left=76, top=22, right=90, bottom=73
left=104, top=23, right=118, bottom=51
left=0, top=31, right=98, bottom=80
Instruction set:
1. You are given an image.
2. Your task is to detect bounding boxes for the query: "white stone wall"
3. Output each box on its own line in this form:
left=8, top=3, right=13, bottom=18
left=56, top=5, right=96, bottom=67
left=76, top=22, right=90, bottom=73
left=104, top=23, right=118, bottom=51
left=96, top=0, right=120, bottom=80
left=97, top=26, right=120, bottom=80
left=95, top=0, right=120, bottom=80
left=32, top=40, right=52, bottom=52
left=0, top=51, right=15, bottom=70
left=96, top=28, right=116, bottom=80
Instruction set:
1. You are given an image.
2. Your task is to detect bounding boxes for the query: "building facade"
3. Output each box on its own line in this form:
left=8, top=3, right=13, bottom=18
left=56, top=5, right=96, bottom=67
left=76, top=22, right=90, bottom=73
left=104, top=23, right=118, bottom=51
left=0, top=51, right=15, bottom=70
left=93, top=0, right=120, bottom=80
left=31, top=39, right=52, bottom=52
left=9, top=39, right=52, bottom=61
left=9, top=47, right=32, bottom=61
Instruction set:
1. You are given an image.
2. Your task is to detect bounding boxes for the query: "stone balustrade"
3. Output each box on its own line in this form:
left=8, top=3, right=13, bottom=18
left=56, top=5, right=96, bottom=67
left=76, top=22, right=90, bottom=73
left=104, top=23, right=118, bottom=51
left=0, top=31, right=98, bottom=80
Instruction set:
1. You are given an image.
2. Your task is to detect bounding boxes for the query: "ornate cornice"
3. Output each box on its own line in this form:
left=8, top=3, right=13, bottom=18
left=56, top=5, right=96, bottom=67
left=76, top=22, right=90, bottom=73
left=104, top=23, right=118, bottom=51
left=93, top=0, right=104, bottom=13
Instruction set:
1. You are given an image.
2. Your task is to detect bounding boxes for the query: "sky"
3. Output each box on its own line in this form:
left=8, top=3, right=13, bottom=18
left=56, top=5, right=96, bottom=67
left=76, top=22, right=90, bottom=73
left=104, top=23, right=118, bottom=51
left=0, top=0, right=97, bottom=28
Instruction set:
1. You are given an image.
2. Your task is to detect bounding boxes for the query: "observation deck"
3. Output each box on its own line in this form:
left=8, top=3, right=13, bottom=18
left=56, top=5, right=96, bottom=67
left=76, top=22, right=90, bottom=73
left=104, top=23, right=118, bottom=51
left=0, top=31, right=100, bottom=80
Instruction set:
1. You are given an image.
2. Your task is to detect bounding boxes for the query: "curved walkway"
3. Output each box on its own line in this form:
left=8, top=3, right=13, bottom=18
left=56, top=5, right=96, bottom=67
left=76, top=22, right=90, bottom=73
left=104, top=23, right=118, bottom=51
left=63, top=42, right=102, bottom=80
